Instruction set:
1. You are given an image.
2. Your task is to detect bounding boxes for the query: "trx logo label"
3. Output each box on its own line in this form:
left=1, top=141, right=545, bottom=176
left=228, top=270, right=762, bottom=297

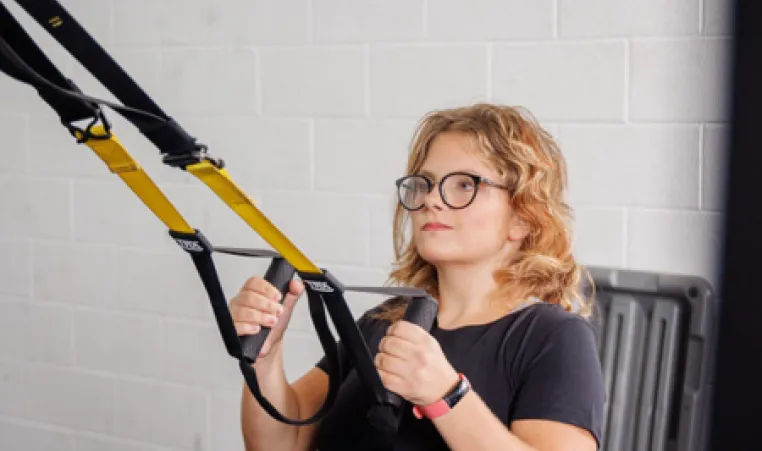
left=175, top=238, right=204, bottom=253
left=305, top=280, right=334, bottom=293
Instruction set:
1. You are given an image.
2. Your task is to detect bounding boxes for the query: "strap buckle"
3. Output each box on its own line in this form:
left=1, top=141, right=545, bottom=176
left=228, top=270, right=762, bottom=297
left=162, top=143, right=225, bottom=170
left=65, top=107, right=112, bottom=143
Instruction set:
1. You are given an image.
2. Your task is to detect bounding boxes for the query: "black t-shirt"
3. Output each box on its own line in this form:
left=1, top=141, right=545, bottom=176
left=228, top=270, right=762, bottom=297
left=312, top=299, right=605, bottom=450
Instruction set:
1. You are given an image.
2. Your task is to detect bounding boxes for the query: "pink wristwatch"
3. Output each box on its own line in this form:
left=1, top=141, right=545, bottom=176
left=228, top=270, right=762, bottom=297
left=412, top=373, right=471, bottom=420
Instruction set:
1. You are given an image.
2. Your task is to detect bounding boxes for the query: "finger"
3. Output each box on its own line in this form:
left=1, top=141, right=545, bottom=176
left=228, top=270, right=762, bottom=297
left=378, top=368, right=407, bottom=395
left=234, top=321, right=261, bottom=335
left=378, top=336, right=416, bottom=360
left=232, top=305, right=280, bottom=328
left=234, top=290, right=284, bottom=317
left=241, top=276, right=283, bottom=302
left=375, top=352, right=408, bottom=378
left=388, top=320, right=429, bottom=343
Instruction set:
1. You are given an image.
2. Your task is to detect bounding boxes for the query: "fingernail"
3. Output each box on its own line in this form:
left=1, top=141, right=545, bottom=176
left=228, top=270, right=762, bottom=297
left=276, top=305, right=284, bottom=315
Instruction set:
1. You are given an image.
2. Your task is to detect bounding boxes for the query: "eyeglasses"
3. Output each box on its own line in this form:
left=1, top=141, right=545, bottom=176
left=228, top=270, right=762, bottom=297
left=395, top=171, right=511, bottom=211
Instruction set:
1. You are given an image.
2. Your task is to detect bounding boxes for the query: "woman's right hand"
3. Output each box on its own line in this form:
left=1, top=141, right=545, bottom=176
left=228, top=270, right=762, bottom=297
left=230, top=275, right=305, bottom=358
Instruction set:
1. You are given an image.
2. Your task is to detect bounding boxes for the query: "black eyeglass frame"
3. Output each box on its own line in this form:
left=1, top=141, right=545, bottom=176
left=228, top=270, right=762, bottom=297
left=394, top=171, right=512, bottom=211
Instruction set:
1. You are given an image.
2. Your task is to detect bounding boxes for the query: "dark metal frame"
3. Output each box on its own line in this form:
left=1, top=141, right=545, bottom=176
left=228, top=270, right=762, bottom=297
left=708, top=1, right=762, bottom=449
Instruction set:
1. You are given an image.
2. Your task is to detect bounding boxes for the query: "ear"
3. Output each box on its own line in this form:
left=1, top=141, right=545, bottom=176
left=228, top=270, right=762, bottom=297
left=507, top=213, right=531, bottom=242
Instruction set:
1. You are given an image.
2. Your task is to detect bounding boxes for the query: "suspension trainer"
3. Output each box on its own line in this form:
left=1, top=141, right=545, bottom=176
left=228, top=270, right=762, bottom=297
left=0, top=0, right=440, bottom=447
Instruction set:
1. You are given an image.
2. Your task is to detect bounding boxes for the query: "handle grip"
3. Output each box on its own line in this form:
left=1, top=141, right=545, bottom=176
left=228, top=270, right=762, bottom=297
left=386, top=296, right=439, bottom=408
left=240, top=257, right=296, bottom=363
left=402, top=296, right=439, bottom=330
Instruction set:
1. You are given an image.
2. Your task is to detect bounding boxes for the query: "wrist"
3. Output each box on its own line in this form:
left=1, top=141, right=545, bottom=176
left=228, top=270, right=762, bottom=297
left=423, top=370, right=459, bottom=405
left=413, top=372, right=471, bottom=420
left=440, top=371, right=461, bottom=400
left=251, top=340, right=284, bottom=368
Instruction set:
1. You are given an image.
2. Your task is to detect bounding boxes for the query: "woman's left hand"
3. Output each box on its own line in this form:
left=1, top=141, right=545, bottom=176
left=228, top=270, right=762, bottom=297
left=374, top=320, right=461, bottom=406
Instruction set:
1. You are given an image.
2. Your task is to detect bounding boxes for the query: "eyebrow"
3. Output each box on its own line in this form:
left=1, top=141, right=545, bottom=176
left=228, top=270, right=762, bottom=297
left=417, top=168, right=484, bottom=179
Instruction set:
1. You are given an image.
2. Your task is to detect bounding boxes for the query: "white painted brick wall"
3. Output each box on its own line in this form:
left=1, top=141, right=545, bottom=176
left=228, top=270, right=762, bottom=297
left=260, top=46, right=367, bottom=116
left=371, top=44, right=489, bottom=117
left=0, top=0, right=732, bottom=449
left=492, top=41, right=626, bottom=121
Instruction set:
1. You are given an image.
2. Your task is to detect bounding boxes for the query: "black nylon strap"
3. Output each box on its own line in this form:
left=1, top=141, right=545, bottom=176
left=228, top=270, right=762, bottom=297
left=0, top=31, right=215, bottom=164
left=0, top=1, right=172, bottom=142
left=170, top=229, right=343, bottom=425
left=0, top=29, right=157, bottom=137
left=1, top=1, right=406, bottom=444
left=11, top=0, right=169, bottom=121
left=176, top=230, right=404, bottom=450
left=6, top=0, right=208, bottom=161
left=0, top=1, right=101, bottom=126
left=238, top=287, right=344, bottom=425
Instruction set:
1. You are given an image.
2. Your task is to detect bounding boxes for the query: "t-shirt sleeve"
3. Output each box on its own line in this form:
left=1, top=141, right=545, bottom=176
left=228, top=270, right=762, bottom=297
left=509, top=316, right=606, bottom=448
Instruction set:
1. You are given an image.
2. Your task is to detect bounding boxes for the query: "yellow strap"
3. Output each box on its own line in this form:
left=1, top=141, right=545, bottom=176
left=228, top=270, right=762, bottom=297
left=186, top=160, right=322, bottom=274
left=76, top=125, right=195, bottom=234
left=75, top=125, right=320, bottom=274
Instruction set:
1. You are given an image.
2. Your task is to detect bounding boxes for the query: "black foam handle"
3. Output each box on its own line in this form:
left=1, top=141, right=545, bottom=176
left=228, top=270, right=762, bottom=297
left=402, top=296, right=439, bottom=330
left=385, top=296, right=440, bottom=408
left=240, top=257, right=296, bottom=363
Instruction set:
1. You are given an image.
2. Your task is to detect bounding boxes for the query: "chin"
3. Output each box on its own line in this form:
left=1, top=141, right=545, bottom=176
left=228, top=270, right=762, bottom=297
left=415, top=241, right=472, bottom=265
left=415, top=234, right=505, bottom=267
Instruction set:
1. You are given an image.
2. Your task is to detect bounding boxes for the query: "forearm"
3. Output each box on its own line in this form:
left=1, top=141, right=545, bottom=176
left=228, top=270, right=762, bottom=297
left=241, top=341, right=301, bottom=451
left=432, top=390, right=537, bottom=451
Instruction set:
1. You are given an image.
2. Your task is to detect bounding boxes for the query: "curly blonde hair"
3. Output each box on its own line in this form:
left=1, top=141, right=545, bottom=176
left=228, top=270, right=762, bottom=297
left=371, top=103, right=594, bottom=323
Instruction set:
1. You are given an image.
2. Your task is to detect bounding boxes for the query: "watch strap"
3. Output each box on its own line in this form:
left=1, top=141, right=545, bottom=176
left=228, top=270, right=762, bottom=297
left=412, top=373, right=470, bottom=420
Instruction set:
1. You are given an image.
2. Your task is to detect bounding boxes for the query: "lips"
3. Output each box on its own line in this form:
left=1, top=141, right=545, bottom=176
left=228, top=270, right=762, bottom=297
left=422, top=222, right=452, bottom=231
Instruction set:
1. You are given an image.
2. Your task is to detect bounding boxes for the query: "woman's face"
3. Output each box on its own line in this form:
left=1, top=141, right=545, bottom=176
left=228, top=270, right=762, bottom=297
left=405, top=131, right=528, bottom=267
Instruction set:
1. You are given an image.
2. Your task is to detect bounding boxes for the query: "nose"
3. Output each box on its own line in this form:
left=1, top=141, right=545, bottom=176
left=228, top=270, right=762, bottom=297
left=421, top=184, right=445, bottom=211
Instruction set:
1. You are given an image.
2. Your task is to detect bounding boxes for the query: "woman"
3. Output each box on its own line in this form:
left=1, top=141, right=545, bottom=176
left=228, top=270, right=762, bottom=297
left=232, top=103, right=605, bottom=451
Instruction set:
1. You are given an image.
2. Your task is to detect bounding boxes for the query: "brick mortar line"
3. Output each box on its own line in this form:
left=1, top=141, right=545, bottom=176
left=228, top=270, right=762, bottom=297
left=0, top=412, right=190, bottom=451
left=0, top=354, right=226, bottom=395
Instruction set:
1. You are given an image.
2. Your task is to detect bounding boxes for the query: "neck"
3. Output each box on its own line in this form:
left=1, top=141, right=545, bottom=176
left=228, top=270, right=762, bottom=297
left=434, top=258, right=506, bottom=328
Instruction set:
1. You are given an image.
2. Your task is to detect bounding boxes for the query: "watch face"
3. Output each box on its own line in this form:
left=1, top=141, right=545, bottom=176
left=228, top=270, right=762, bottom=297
left=413, top=374, right=471, bottom=419
left=445, top=374, right=470, bottom=406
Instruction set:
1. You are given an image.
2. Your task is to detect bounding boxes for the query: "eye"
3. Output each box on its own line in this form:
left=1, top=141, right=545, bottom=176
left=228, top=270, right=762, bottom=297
left=456, top=178, right=475, bottom=191
left=400, top=177, right=429, bottom=192
left=413, top=180, right=429, bottom=191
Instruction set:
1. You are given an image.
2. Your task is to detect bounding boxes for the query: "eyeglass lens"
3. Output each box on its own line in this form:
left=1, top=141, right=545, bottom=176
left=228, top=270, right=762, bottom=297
left=398, top=174, right=478, bottom=210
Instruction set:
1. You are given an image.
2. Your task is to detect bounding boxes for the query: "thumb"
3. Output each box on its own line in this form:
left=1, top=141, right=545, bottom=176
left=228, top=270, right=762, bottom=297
left=281, top=278, right=304, bottom=310
left=289, top=278, right=305, bottom=296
